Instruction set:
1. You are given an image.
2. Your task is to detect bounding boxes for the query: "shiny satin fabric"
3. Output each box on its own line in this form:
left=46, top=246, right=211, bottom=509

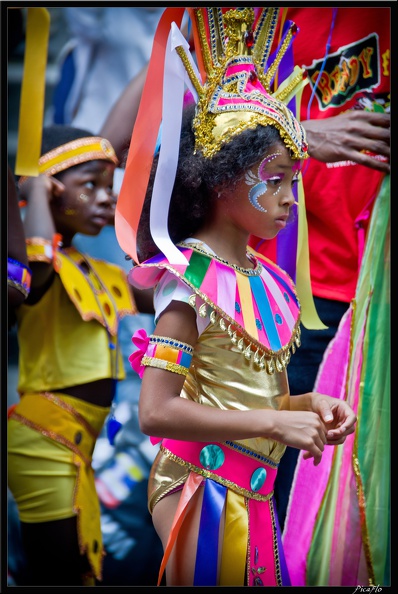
left=148, top=320, right=290, bottom=513
left=147, top=319, right=292, bottom=585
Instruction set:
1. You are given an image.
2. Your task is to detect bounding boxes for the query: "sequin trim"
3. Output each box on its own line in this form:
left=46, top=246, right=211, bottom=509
left=142, top=356, right=190, bottom=376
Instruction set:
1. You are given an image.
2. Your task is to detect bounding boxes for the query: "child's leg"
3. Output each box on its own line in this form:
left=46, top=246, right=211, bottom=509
left=153, top=486, right=211, bottom=585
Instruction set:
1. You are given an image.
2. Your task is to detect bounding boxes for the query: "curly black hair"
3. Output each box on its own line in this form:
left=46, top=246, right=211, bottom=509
left=137, top=104, right=285, bottom=261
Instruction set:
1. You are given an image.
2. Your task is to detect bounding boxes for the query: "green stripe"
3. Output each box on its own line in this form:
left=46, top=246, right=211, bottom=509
left=184, top=250, right=211, bottom=288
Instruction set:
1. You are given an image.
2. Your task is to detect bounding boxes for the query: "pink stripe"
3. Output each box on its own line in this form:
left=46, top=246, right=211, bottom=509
left=199, top=259, right=219, bottom=304
left=248, top=498, right=278, bottom=585
left=225, top=63, right=252, bottom=75
left=162, top=439, right=277, bottom=498
left=146, top=343, right=156, bottom=357
left=331, top=322, right=365, bottom=585
left=260, top=267, right=298, bottom=330
left=214, top=263, right=237, bottom=318
left=283, top=308, right=353, bottom=585
left=218, top=97, right=267, bottom=108
left=266, top=287, right=293, bottom=346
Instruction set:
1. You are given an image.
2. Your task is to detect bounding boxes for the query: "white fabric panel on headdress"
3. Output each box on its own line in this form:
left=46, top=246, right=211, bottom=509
left=149, top=23, right=201, bottom=265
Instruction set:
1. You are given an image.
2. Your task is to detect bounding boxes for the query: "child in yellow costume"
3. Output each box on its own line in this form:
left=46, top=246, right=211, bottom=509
left=7, top=125, right=153, bottom=586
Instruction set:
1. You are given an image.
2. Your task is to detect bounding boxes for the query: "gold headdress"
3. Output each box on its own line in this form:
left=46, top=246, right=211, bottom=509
left=181, top=7, right=309, bottom=159
left=116, top=6, right=309, bottom=266
left=116, top=6, right=325, bottom=329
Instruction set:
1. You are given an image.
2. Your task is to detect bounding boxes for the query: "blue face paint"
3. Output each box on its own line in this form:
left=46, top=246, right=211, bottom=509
left=245, top=152, right=281, bottom=212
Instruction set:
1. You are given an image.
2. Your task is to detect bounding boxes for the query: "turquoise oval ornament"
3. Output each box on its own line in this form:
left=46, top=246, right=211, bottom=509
left=251, top=467, right=267, bottom=492
left=199, top=445, right=225, bottom=470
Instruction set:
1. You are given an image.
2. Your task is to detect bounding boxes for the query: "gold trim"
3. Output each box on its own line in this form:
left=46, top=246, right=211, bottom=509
left=161, top=445, right=274, bottom=502
left=18, top=137, right=118, bottom=185
left=142, top=356, right=190, bottom=376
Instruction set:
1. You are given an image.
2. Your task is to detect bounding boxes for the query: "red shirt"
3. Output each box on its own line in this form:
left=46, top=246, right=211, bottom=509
left=250, top=6, right=390, bottom=302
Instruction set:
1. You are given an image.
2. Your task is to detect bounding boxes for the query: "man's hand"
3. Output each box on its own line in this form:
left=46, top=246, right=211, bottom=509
left=303, top=110, right=390, bottom=173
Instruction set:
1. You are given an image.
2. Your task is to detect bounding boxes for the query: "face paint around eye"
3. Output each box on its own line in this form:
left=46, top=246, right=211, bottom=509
left=257, top=152, right=282, bottom=181
left=248, top=181, right=268, bottom=212
left=245, top=152, right=283, bottom=212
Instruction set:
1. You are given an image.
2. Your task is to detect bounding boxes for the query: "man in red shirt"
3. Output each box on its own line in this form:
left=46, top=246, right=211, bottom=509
left=250, top=6, right=390, bottom=531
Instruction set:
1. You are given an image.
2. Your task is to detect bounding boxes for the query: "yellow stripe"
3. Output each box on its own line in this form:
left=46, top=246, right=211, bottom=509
left=236, top=273, right=259, bottom=340
left=39, top=142, right=104, bottom=173
left=155, top=344, right=179, bottom=364
left=295, top=172, right=327, bottom=330
left=15, top=8, right=50, bottom=176
left=219, top=490, right=248, bottom=585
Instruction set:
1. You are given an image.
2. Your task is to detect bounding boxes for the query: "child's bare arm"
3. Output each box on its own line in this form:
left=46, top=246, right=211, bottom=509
left=138, top=301, right=335, bottom=465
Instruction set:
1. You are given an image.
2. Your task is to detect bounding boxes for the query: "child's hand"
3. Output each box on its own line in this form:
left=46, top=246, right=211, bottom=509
left=309, top=392, right=357, bottom=445
left=19, top=174, right=65, bottom=204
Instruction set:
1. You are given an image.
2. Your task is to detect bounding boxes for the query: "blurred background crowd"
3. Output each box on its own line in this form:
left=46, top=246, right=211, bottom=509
left=7, top=6, right=165, bottom=586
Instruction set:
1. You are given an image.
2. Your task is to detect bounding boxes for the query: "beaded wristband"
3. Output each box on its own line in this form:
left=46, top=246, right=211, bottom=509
left=7, top=257, right=32, bottom=298
left=25, top=234, right=62, bottom=263
left=142, top=335, right=193, bottom=376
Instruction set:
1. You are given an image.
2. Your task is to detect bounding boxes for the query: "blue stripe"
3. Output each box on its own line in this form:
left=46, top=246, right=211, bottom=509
left=180, top=351, right=192, bottom=368
left=249, top=275, right=281, bottom=351
left=194, top=479, right=227, bottom=585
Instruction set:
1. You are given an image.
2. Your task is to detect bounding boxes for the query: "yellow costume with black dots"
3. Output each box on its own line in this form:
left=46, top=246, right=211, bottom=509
left=8, top=247, right=137, bottom=581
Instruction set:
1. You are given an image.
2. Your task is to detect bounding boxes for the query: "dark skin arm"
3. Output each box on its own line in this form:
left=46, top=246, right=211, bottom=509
left=99, top=18, right=192, bottom=164
left=100, top=64, right=149, bottom=165
left=100, top=65, right=155, bottom=313
left=303, top=110, right=390, bottom=173
left=8, top=165, right=30, bottom=311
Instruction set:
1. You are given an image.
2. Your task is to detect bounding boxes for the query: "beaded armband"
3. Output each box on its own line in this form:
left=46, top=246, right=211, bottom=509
left=142, top=335, right=193, bottom=376
left=7, top=257, right=32, bottom=298
left=25, top=234, right=62, bottom=263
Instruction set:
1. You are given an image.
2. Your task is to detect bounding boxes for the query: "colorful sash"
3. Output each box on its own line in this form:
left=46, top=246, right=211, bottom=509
left=129, top=244, right=300, bottom=364
left=157, top=439, right=288, bottom=586
left=283, top=175, right=390, bottom=586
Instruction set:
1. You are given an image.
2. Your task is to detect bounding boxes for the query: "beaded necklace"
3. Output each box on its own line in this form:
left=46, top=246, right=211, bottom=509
left=179, top=240, right=263, bottom=276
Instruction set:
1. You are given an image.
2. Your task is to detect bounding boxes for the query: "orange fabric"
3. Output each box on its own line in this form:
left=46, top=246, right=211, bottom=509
left=157, top=471, right=203, bottom=586
left=115, top=7, right=186, bottom=263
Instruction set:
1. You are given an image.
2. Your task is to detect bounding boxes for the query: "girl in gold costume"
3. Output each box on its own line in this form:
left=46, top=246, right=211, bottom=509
left=7, top=125, right=152, bottom=585
left=115, top=6, right=358, bottom=587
